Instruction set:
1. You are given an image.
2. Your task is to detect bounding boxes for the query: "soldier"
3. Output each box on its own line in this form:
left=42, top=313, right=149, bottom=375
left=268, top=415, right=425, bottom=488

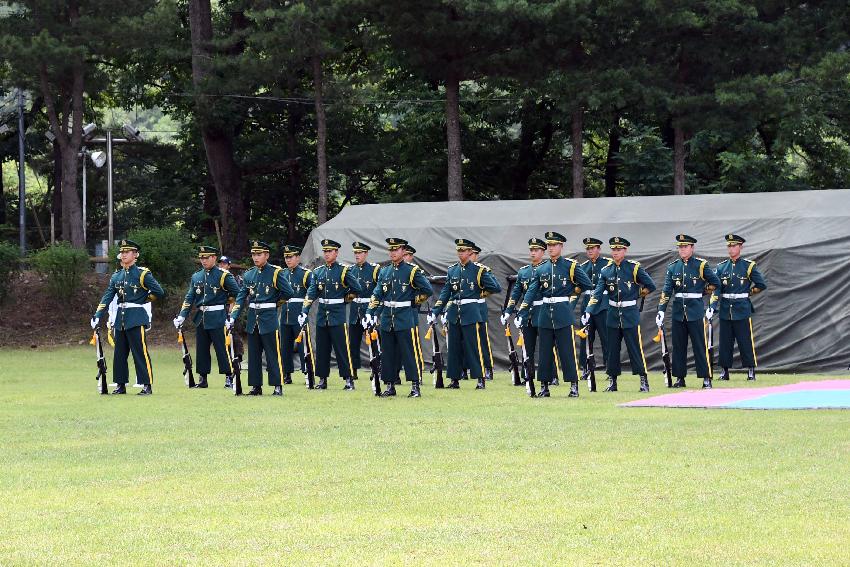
left=347, top=242, right=381, bottom=382
left=399, top=243, right=427, bottom=382
left=501, top=237, right=547, bottom=384
left=429, top=239, right=501, bottom=389
left=656, top=234, right=722, bottom=389
left=218, top=255, right=243, bottom=388
left=364, top=237, right=433, bottom=397
left=515, top=232, right=593, bottom=397
left=173, top=246, right=241, bottom=389
left=279, top=245, right=313, bottom=385
left=708, top=234, right=767, bottom=381
left=584, top=237, right=656, bottom=392
left=469, top=244, right=495, bottom=381
left=300, top=239, right=363, bottom=390
left=577, top=238, right=611, bottom=376
left=90, top=239, right=165, bottom=395
left=229, top=240, right=294, bottom=396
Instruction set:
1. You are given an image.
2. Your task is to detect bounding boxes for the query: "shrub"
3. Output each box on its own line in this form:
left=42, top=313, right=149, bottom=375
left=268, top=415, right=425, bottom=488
left=116, top=227, right=195, bottom=291
left=0, top=241, right=20, bottom=304
left=29, top=243, right=90, bottom=301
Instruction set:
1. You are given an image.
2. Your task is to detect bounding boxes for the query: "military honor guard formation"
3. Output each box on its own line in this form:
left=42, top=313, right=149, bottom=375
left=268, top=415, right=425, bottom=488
left=89, top=231, right=766, bottom=397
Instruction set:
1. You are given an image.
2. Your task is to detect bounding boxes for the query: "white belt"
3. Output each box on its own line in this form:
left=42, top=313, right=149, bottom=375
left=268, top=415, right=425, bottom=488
left=609, top=300, right=637, bottom=307
left=383, top=300, right=411, bottom=308
left=532, top=300, right=544, bottom=306
left=353, top=297, right=371, bottom=303
left=287, top=298, right=305, bottom=303
left=674, top=293, right=703, bottom=299
left=117, top=302, right=146, bottom=308
left=458, top=298, right=481, bottom=305
left=318, top=298, right=345, bottom=304
left=541, top=297, right=570, bottom=304
left=722, top=293, right=750, bottom=299
left=199, top=305, right=224, bottom=312
left=249, top=302, right=277, bottom=309
left=583, top=290, right=608, bottom=295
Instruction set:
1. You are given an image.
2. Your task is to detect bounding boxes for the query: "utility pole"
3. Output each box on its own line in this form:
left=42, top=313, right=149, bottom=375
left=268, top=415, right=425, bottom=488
left=17, top=90, right=26, bottom=256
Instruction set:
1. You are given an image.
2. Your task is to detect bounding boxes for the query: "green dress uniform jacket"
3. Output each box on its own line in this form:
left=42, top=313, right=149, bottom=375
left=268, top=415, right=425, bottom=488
left=94, top=265, right=165, bottom=329
left=504, top=261, right=547, bottom=317
left=518, top=257, right=593, bottom=329
left=587, top=260, right=656, bottom=328
left=578, top=257, right=611, bottom=312
left=658, top=257, right=722, bottom=321
left=348, top=262, right=381, bottom=324
left=280, top=265, right=313, bottom=326
left=178, top=267, right=240, bottom=329
left=367, top=262, right=433, bottom=330
left=709, top=258, right=767, bottom=320
left=431, top=261, right=502, bottom=323
left=303, top=261, right=363, bottom=325
left=232, top=264, right=294, bottom=335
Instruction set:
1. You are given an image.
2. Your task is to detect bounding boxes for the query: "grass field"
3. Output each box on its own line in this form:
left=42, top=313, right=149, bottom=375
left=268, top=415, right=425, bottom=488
left=1, top=347, right=848, bottom=566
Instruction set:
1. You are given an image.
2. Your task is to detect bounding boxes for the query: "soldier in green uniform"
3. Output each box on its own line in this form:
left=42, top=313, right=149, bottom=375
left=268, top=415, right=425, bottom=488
left=470, top=244, right=495, bottom=381
left=173, top=246, right=241, bottom=389
left=577, top=237, right=611, bottom=375
left=398, top=243, right=426, bottom=382
left=584, top=237, right=656, bottom=392
left=656, top=234, right=722, bottom=388
left=515, top=232, right=593, bottom=397
left=229, top=241, right=294, bottom=396
left=430, top=239, right=502, bottom=389
left=347, top=242, right=381, bottom=382
left=90, top=239, right=165, bottom=395
left=365, top=238, right=433, bottom=397
left=708, top=234, right=767, bottom=381
left=501, top=237, right=547, bottom=384
left=300, top=239, right=363, bottom=390
left=279, top=245, right=313, bottom=385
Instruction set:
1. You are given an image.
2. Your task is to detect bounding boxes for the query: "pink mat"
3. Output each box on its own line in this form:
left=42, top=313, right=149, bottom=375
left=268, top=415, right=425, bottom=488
left=621, top=379, right=850, bottom=408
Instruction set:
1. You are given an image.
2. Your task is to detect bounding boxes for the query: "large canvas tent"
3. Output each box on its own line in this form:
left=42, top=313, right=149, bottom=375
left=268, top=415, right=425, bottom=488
left=302, top=189, right=850, bottom=374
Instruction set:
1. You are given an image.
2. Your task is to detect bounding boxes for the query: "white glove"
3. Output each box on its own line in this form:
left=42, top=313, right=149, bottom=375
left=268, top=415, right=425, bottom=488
left=427, top=313, right=435, bottom=324
left=500, top=312, right=509, bottom=326
left=173, top=315, right=185, bottom=329
left=225, top=318, right=233, bottom=331
left=90, top=317, right=98, bottom=329
left=513, top=316, right=523, bottom=329
left=298, top=313, right=307, bottom=327
left=705, top=307, right=714, bottom=320
left=440, top=314, right=447, bottom=326
left=655, top=311, right=665, bottom=327
left=581, top=312, right=590, bottom=326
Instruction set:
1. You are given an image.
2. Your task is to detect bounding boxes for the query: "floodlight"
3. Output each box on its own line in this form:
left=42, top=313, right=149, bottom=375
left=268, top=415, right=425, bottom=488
left=90, top=150, right=107, bottom=168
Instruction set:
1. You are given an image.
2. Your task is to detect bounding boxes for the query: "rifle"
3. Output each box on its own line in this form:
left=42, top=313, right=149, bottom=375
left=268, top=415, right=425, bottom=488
left=425, top=320, right=445, bottom=388
left=225, top=320, right=242, bottom=395
left=295, top=321, right=315, bottom=389
left=177, top=326, right=195, bottom=388
left=92, top=325, right=108, bottom=395
left=519, top=328, right=536, bottom=397
left=364, top=321, right=382, bottom=396
left=653, top=326, right=673, bottom=388
left=502, top=276, right=522, bottom=387
left=706, top=317, right=715, bottom=376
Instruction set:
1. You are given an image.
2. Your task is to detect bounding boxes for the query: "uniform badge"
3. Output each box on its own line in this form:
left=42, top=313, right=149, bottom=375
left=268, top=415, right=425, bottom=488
left=318, top=283, right=324, bottom=291
left=196, top=286, right=202, bottom=295
left=522, top=283, right=528, bottom=291
left=452, top=284, right=458, bottom=291
left=674, top=278, right=681, bottom=287
left=543, top=282, right=549, bottom=288
left=722, top=278, right=729, bottom=285
left=608, top=284, right=615, bottom=293
left=382, top=284, right=388, bottom=292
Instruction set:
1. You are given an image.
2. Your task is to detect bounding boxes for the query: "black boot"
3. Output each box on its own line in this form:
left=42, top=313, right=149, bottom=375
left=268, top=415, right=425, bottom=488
left=393, top=376, right=402, bottom=385
left=247, top=386, right=262, bottom=396
left=461, top=369, right=469, bottom=380
left=112, top=384, right=126, bottom=395
left=569, top=381, right=579, bottom=397
left=352, top=370, right=358, bottom=381
left=604, top=376, right=618, bottom=392
left=272, top=385, right=283, bottom=396
left=447, top=379, right=460, bottom=389
left=476, top=377, right=486, bottom=389
left=551, top=377, right=560, bottom=386
left=485, top=368, right=493, bottom=381
left=719, top=368, right=730, bottom=381
left=283, top=374, right=292, bottom=385
left=408, top=381, right=421, bottom=398
left=314, top=377, right=327, bottom=390
left=344, top=378, right=355, bottom=391
left=224, top=375, right=233, bottom=388
left=381, top=382, right=397, bottom=397
left=536, top=382, right=550, bottom=397
left=747, top=367, right=756, bottom=381
left=639, top=374, right=650, bottom=392
left=702, top=377, right=712, bottom=389
left=193, top=375, right=208, bottom=388
left=137, top=384, right=152, bottom=396
left=672, top=377, right=686, bottom=388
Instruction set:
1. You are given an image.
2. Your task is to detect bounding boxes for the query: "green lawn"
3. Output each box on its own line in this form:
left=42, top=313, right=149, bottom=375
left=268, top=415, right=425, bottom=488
left=1, top=347, right=848, bottom=566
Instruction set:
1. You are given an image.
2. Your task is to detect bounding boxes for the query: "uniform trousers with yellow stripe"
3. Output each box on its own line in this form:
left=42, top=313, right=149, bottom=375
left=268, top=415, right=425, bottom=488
left=446, top=322, right=486, bottom=380
left=280, top=323, right=307, bottom=375
left=605, top=325, right=648, bottom=377
left=718, top=318, right=757, bottom=368
left=112, top=324, right=154, bottom=385
left=380, top=326, right=425, bottom=384
left=247, top=329, right=283, bottom=386
left=314, top=323, right=354, bottom=379
left=195, top=325, right=232, bottom=376
left=671, top=319, right=711, bottom=379
left=537, top=326, right=579, bottom=385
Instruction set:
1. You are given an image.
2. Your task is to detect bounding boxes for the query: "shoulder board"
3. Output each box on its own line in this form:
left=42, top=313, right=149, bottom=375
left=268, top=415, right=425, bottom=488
left=473, top=261, right=490, bottom=270
left=369, top=262, right=379, bottom=268
left=580, top=259, right=589, bottom=266
left=302, top=266, right=312, bottom=273
left=218, top=268, right=231, bottom=275
left=339, top=262, right=350, bottom=268
left=744, top=258, right=755, bottom=264
left=696, top=257, right=708, bottom=263
left=668, top=259, right=678, bottom=266
left=193, top=267, right=204, bottom=275
left=520, top=264, right=530, bottom=271
left=631, top=261, right=641, bottom=268
left=565, top=257, right=578, bottom=264
left=447, top=262, right=458, bottom=269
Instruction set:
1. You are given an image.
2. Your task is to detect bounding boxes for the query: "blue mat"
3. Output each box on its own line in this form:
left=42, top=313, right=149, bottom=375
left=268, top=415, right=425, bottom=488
left=725, top=390, right=850, bottom=410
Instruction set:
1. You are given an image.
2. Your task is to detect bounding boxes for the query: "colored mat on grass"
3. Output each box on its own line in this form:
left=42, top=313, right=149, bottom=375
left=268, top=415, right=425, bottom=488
left=621, top=379, right=850, bottom=409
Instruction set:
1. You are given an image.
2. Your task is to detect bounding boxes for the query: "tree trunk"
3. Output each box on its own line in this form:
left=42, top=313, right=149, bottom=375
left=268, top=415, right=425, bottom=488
left=312, top=53, right=329, bottom=225
left=673, top=124, right=686, bottom=195
left=189, top=0, right=247, bottom=258
left=0, top=160, right=5, bottom=225
left=571, top=107, right=584, bottom=198
left=604, top=118, right=621, bottom=198
left=445, top=68, right=463, bottom=201
left=286, top=108, right=303, bottom=242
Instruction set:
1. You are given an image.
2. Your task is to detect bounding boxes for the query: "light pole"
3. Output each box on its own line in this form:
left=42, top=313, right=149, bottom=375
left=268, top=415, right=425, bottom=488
left=17, top=90, right=26, bottom=256
left=88, top=124, right=142, bottom=246
left=79, top=147, right=106, bottom=244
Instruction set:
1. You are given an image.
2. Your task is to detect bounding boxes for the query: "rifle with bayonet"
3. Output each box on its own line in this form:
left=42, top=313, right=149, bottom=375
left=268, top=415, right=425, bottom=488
left=653, top=325, right=673, bottom=388
left=503, top=275, right=523, bottom=387
left=226, top=319, right=242, bottom=395
left=426, top=277, right=448, bottom=388
left=364, top=320, right=382, bottom=396
left=92, top=325, right=108, bottom=395
left=295, top=321, right=315, bottom=389
left=177, top=326, right=195, bottom=388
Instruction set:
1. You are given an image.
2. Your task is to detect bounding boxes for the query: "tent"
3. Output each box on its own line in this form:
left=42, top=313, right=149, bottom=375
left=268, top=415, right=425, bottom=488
left=301, top=189, right=850, bottom=374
